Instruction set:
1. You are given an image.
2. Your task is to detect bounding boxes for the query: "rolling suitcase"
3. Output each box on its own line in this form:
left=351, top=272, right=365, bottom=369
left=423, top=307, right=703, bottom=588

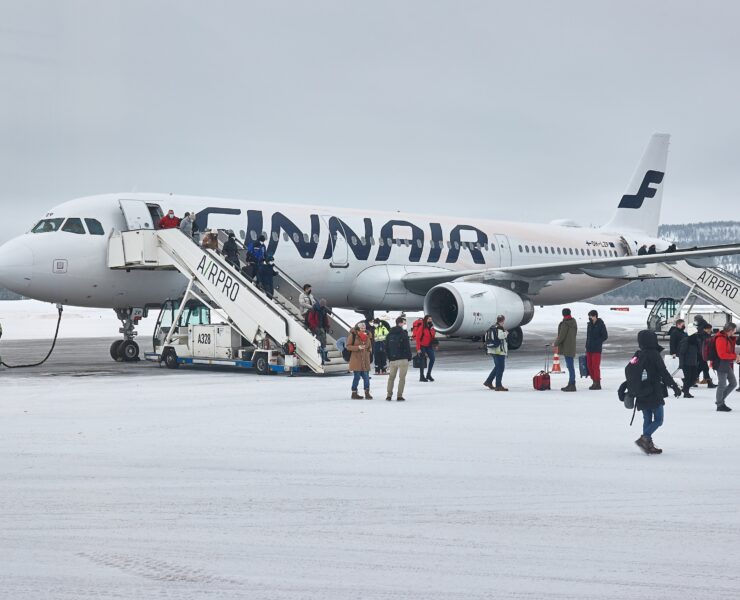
left=578, top=354, right=589, bottom=378
left=533, top=345, right=551, bottom=391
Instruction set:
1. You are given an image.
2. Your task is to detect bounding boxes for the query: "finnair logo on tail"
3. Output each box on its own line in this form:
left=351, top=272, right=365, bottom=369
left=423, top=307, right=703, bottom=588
left=618, top=170, right=665, bottom=209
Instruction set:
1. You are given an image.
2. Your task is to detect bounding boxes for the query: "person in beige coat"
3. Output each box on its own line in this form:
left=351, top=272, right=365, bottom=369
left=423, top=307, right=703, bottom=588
left=347, top=322, right=374, bottom=399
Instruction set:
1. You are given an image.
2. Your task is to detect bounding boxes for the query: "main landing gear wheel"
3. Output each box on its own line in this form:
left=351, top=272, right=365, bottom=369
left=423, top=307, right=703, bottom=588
left=507, top=326, right=523, bottom=351
left=254, top=354, right=271, bottom=375
left=119, top=340, right=140, bottom=361
left=110, top=340, right=124, bottom=361
left=163, top=348, right=179, bottom=369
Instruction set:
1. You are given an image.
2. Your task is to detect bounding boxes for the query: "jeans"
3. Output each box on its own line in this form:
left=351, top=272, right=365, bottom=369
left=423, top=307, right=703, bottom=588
left=716, top=364, right=738, bottom=406
left=484, top=355, right=506, bottom=387
left=642, top=405, right=664, bottom=439
left=351, top=371, right=370, bottom=391
left=564, top=356, right=575, bottom=385
left=420, top=346, right=436, bottom=375
left=585, top=352, right=601, bottom=381
left=387, top=359, right=409, bottom=397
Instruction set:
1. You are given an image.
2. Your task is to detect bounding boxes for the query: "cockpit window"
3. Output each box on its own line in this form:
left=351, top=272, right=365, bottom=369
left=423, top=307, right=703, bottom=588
left=61, top=218, right=86, bottom=234
left=31, top=218, right=64, bottom=233
left=85, top=218, right=105, bottom=235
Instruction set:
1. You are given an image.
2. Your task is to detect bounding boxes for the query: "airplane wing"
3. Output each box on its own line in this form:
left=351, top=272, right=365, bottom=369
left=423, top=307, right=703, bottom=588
left=401, top=243, right=740, bottom=296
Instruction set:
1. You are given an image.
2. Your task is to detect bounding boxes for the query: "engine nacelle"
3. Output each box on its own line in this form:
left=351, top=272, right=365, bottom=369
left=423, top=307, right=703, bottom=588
left=424, top=282, right=534, bottom=336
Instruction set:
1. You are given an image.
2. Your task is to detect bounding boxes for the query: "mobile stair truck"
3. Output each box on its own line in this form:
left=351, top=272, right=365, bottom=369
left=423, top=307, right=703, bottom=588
left=108, top=227, right=351, bottom=375
left=645, top=258, right=740, bottom=337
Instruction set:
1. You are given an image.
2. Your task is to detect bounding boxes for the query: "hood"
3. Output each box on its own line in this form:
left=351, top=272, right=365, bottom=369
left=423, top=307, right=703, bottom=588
left=638, top=329, right=663, bottom=352
left=562, top=318, right=577, bottom=331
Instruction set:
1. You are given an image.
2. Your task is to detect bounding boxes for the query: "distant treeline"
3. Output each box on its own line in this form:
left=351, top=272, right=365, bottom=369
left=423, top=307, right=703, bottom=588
left=592, top=220, right=740, bottom=304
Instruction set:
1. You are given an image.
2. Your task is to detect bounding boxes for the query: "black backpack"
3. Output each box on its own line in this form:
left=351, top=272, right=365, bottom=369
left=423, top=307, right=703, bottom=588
left=485, top=326, right=501, bottom=349
left=624, top=350, right=649, bottom=400
left=706, top=334, right=720, bottom=364
left=341, top=334, right=353, bottom=362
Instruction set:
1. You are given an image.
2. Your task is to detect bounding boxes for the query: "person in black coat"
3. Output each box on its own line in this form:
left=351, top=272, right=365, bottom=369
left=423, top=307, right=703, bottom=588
left=257, top=256, right=278, bottom=298
left=222, top=231, right=240, bottom=269
left=678, top=332, right=701, bottom=398
left=694, top=317, right=716, bottom=388
left=385, top=316, right=412, bottom=401
left=668, top=319, right=687, bottom=357
left=585, top=310, right=608, bottom=390
left=634, top=330, right=682, bottom=455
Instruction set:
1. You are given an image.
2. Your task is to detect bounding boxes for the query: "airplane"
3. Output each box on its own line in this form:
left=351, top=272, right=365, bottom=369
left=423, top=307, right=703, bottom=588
left=1, top=133, right=738, bottom=362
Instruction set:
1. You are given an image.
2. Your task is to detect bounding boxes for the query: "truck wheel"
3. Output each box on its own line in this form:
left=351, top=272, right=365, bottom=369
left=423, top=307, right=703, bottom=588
left=507, top=326, right=523, bottom=351
left=254, top=354, right=271, bottom=375
left=110, top=340, right=124, bottom=361
left=119, top=340, right=140, bottom=361
left=163, top=349, right=179, bottom=369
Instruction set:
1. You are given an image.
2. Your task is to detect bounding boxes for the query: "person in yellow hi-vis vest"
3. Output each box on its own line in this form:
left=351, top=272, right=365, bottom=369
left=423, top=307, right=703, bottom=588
left=372, top=317, right=390, bottom=375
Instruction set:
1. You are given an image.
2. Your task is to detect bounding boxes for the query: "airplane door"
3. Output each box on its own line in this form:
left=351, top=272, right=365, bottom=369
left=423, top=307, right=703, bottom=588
left=494, top=234, right=512, bottom=267
left=321, top=215, right=349, bottom=268
left=119, top=199, right=155, bottom=230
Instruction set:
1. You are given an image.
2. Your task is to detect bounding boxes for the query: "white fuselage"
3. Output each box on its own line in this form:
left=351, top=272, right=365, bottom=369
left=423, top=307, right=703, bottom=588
left=0, top=193, right=658, bottom=311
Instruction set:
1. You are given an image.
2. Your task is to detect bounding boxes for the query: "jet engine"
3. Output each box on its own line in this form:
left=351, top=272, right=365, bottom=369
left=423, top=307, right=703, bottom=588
left=423, top=282, right=534, bottom=337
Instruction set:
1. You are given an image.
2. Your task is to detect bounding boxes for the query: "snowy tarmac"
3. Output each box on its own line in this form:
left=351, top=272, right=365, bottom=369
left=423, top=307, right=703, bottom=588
left=2, top=302, right=740, bottom=599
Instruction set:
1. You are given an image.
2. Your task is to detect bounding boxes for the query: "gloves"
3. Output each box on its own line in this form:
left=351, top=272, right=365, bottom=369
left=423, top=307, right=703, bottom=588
left=673, top=385, right=682, bottom=398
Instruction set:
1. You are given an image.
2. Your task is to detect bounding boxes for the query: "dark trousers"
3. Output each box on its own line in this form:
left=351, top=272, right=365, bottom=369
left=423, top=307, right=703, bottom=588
left=682, top=366, right=698, bottom=394
left=699, top=360, right=712, bottom=381
left=374, top=341, right=387, bottom=370
left=420, top=346, right=435, bottom=377
left=484, top=355, right=506, bottom=387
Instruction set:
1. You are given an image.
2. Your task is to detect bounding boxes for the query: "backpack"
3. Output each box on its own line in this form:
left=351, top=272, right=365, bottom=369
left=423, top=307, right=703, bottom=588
left=485, top=327, right=501, bottom=349
left=412, top=319, right=424, bottom=340
left=341, top=333, right=354, bottom=362
left=706, top=334, right=720, bottom=364
left=624, top=351, right=650, bottom=401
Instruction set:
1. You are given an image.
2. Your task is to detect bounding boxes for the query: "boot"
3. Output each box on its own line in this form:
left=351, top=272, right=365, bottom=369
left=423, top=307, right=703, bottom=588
left=484, top=382, right=495, bottom=389
left=635, top=436, right=651, bottom=455
left=647, top=439, right=663, bottom=454
left=561, top=383, right=577, bottom=392
left=707, top=381, right=717, bottom=389
left=364, top=390, right=373, bottom=400
left=495, top=386, right=509, bottom=392
left=419, top=370, right=428, bottom=382
left=385, top=395, right=392, bottom=401
left=396, top=396, right=406, bottom=402
left=683, top=391, right=694, bottom=398
left=717, top=404, right=732, bottom=412
left=351, top=391, right=363, bottom=400
left=426, top=373, right=435, bottom=382
left=588, top=380, right=601, bottom=390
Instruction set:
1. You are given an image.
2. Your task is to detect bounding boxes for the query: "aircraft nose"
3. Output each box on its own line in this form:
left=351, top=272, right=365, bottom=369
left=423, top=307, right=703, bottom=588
left=0, top=238, right=34, bottom=294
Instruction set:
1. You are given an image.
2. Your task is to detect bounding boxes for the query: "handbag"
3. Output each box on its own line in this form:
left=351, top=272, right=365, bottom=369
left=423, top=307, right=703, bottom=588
left=412, top=353, right=427, bottom=369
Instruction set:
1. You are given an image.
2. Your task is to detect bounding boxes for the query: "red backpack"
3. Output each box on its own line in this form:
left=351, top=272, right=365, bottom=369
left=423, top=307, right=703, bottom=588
left=412, top=319, right=424, bottom=341
left=704, top=334, right=720, bottom=364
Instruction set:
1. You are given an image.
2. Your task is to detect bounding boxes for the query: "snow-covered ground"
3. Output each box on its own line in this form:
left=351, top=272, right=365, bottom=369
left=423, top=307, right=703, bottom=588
left=2, top=300, right=739, bottom=599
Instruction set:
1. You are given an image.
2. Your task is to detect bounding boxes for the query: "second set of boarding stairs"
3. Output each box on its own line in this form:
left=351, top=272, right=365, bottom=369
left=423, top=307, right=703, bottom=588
left=655, top=260, right=740, bottom=320
left=108, top=228, right=351, bottom=375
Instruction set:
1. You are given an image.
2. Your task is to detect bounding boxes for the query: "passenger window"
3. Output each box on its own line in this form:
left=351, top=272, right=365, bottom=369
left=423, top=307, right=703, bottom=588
left=250, top=231, right=257, bottom=241
left=282, top=232, right=289, bottom=241
left=273, top=232, right=280, bottom=242
left=379, top=238, right=385, bottom=247
left=518, top=245, right=523, bottom=253
left=544, top=247, right=549, bottom=254
left=538, top=246, right=542, bottom=253
left=312, top=233, right=319, bottom=243
left=556, top=247, right=561, bottom=255
left=303, top=233, right=310, bottom=243
left=84, top=218, right=105, bottom=235
left=61, top=218, right=85, bottom=234
left=416, top=239, right=422, bottom=249
left=292, top=232, right=300, bottom=243
left=569, top=248, right=573, bottom=255
left=31, top=218, right=64, bottom=233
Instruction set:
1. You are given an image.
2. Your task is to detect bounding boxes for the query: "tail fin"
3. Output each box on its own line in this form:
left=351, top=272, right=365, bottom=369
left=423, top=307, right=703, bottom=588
left=602, top=133, right=670, bottom=236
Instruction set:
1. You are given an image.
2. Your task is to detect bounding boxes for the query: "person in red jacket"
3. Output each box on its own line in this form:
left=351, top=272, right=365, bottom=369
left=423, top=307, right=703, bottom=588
left=714, top=322, right=739, bottom=412
left=158, top=209, right=181, bottom=229
left=413, top=314, right=437, bottom=382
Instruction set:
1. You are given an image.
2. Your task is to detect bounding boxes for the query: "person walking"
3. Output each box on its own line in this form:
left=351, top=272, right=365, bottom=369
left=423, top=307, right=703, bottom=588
left=633, top=330, right=683, bottom=455
left=695, top=317, right=717, bottom=388
left=222, top=231, right=240, bottom=269
left=554, top=308, right=578, bottom=392
left=373, top=317, right=390, bottom=374
left=385, top=316, right=412, bottom=401
left=677, top=330, right=701, bottom=398
left=714, top=322, right=739, bottom=412
left=413, top=315, right=436, bottom=382
left=299, top=284, right=316, bottom=324
left=483, top=315, right=508, bottom=391
left=347, top=322, right=374, bottom=400
left=158, top=209, right=180, bottom=229
left=257, top=256, right=278, bottom=298
left=585, top=309, right=608, bottom=390
left=179, top=212, right=195, bottom=238
left=668, top=319, right=687, bottom=357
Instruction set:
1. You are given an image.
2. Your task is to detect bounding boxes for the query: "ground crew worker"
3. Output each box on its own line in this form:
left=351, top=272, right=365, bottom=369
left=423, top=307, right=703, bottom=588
left=373, top=317, right=390, bottom=374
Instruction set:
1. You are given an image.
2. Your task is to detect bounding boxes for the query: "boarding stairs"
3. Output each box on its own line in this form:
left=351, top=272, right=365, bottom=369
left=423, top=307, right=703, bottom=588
left=655, top=261, right=740, bottom=320
left=108, top=228, right=351, bottom=374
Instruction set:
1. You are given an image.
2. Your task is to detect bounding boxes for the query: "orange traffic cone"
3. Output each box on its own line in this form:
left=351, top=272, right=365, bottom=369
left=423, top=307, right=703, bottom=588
left=551, top=346, right=563, bottom=374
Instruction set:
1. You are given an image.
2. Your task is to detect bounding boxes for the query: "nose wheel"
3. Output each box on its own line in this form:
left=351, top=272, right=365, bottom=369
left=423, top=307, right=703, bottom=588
left=112, top=307, right=144, bottom=362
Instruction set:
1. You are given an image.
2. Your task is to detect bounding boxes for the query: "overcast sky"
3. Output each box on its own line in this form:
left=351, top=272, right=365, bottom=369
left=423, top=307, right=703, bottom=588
left=1, top=0, right=738, bottom=244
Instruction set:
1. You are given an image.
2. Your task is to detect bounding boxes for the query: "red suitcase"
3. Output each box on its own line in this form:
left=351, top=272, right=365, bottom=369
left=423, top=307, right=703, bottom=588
left=533, top=346, right=551, bottom=391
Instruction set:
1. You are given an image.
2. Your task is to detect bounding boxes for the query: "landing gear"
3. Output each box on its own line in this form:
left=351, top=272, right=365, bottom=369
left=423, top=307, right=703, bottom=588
left=507, top=326, right=523, bottom=351
left=113, top=307, right=145, bottom=362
